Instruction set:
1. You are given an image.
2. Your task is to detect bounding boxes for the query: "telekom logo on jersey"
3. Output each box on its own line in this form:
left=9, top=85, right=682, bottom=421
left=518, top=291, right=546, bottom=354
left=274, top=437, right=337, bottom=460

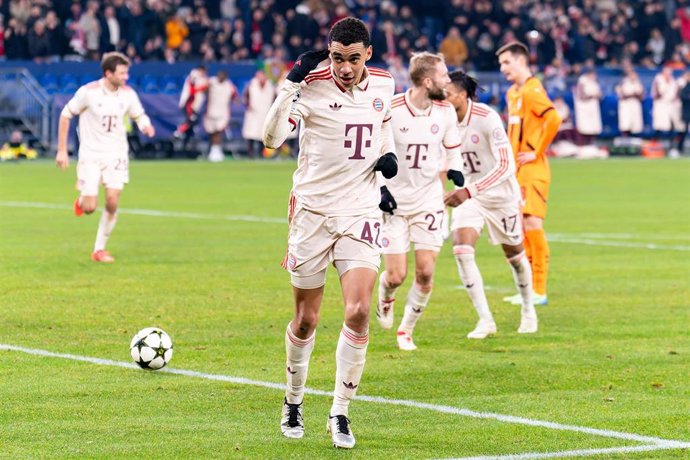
left=343, top=124, right=373, bottom=160
left=406, top=144, right=428, bottom=169
left=102, top=115, right=118, bottom=132
left=462, top=151, right=481, bottom=173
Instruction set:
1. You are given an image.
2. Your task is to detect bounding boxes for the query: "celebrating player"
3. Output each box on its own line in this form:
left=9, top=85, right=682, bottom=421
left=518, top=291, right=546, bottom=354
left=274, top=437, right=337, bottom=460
left=55, top=52, right=155, bottom=263
left=262, top=17, right=397, bottom=449
left=444, top=71, right=538, bottom=338
left=375, top=52, right=464, bottom=351
left=496, top=42, right=561, bottom=306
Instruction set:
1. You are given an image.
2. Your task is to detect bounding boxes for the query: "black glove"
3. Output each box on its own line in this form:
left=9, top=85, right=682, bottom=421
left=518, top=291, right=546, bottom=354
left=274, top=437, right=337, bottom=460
left=374, top=152, right=398, bottom=179
left=447, top=169, right=465, bottom=187
left=286, top=49, right=330, bottom=83
left=379, top=186, right=397, bottom=215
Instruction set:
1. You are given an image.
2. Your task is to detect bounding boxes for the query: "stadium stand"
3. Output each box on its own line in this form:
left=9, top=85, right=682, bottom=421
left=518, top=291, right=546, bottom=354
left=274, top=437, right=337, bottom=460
left=0, top=0, right=686, bottom=155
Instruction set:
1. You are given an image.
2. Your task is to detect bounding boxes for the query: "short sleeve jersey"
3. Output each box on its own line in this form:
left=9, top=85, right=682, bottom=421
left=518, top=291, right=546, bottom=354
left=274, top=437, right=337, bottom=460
left=459, top=100, right=520, bottom=207
left=288, top=66, right=395, bottom=216
left=506, top=76, right=555, bottom=183
left=387, top=90, right=462, bottom=214
left=65, top=79, right=147, bottom=159
left=205, top=77, right=236, bottom=119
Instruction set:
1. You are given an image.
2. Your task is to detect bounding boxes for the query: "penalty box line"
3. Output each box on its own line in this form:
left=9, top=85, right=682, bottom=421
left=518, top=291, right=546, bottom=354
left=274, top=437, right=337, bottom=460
left=3, top=343, right=689, bottom=454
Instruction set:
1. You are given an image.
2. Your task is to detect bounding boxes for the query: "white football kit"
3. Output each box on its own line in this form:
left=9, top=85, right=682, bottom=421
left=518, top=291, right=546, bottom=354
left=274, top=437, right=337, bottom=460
left=383, top=90, right=463, bottom=253
left=264, top=65, right=395, bottom=287
left=61, top=79, right=151, bottom=195
left=203, top=77, right=236, bottom=133
left=451, top=100, right=523, bottom=246
left=651, top=73, right=682, bottom=132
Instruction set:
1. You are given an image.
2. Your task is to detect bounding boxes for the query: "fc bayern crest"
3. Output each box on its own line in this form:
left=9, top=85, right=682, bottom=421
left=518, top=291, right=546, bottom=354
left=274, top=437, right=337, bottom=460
left=287, top=253, right=297, bottom=270
left=381, top=237, right=390, bottom=248
left=430, top=123, right=439, bottom=134
left=471, top=134, right=480, bottom=144
left=372, top=98, right=384, bottom=112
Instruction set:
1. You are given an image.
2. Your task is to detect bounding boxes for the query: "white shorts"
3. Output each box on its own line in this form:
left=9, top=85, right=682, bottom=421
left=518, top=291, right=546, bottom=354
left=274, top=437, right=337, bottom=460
left=285, top=207, right=382, bottom=285
left=77, top=156, right=129, bottom=196
left=381, top=209, right=445, bottom=254
left=451, top=198, right=523, bottom=246
left=203, top=116, right=229, bottom=134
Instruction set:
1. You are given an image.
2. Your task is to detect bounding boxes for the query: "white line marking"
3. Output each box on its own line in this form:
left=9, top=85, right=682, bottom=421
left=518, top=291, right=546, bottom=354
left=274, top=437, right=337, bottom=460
left=551, top=233, right=690, bottom=241
left=2, top=342, right=688, bottom=453
left=2, top=201, right=688, bottom=252
left=547, top=235, right=690, bottom=252
left=442, top=442, right=690, bottom=460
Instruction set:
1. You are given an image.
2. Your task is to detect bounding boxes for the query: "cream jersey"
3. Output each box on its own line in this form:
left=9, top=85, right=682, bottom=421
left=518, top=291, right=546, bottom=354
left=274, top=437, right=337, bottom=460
left=205, top=77, right=236, bottom=119
left=387, top=90, right=463, bottom=214
left=458, top=100, right=520, bottom=207
left=287, top=66, right=395, bottom=216
left=652, top=73, right=679, bottom=103
left=63, top=79, right=150, bottom=159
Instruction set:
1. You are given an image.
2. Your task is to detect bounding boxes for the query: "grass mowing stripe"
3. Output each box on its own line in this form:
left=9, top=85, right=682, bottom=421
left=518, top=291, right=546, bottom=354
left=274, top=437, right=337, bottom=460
left=0, top=201, right=286, bottom=224
left=2, top=343, right=687, bottom=449
left=2, top=201, right=689, bottom=251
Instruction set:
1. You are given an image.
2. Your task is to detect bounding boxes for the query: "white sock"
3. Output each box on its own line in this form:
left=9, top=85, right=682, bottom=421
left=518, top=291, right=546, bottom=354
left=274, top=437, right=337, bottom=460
left=285, top=323, right=315, bottom=404
left=454, top=245, right=494, bottom=323
left=378, top=271, right=397, bottom=302
left=398, top=282, right=431, bottom=334
left=507, top=252, right=536, bottom=317
left=331, top=323, right=368, bottom=417
left=94, top=211, right=117, bottom=252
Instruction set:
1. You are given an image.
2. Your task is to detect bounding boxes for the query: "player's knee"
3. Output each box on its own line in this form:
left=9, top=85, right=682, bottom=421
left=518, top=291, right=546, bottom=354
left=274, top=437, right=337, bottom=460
left=293, top=313, right=319, bottom=335
left=82, top=203, right=97, bottom=214
left=385, top=270, right=406, bottom=288
left=415, top=269, right=434, bottom=290
left=105, top=202, right=118, bottom=214
left=344, top=300, right=370, bottom=325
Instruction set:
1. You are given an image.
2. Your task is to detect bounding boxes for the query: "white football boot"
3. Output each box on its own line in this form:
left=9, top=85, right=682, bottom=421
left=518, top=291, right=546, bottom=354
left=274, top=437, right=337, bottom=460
left=518, top=314, right=538, bottom=334
left=467, top=319, right=497, bottom=339
left=396, top=330, right=417, bottom=351
left=376, top=297, right=395, bottom=330
left=327, top=414, right=355, bottom=449
left=280, top=398, right=304, bottom=439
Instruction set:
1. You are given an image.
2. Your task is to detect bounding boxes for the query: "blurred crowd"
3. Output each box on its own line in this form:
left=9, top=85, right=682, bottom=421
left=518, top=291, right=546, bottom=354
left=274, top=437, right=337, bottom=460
left=1, top=0, right=689, bottom=74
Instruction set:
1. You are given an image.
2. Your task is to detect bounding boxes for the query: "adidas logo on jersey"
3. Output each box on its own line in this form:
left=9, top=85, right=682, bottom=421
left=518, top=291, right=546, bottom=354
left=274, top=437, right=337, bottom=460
left=400, top=127, right=409, bottom=133
left=329, top=102, right=342, bottom=111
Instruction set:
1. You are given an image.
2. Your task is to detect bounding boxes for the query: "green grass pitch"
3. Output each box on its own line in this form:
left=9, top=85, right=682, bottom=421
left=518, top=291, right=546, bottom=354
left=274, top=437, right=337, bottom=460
left=0, top=158, right=688, bottom=459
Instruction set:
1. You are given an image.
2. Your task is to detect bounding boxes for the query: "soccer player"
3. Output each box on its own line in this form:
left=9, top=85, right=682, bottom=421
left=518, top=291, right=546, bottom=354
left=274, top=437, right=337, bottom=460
left=496, top=42, right=561, bottom=306
left=262, top=18, right=397, bottom=449
left=174, top=65, right=208, bottom=147
left=444, top=71, right=538, bottom=338
left=243, top=69, right=276, bottom=158
left=375, top=52, right=464, bottom=351
left=203, top=70, right=237, bottom=162
left=55, top=52, right=155, bottom=263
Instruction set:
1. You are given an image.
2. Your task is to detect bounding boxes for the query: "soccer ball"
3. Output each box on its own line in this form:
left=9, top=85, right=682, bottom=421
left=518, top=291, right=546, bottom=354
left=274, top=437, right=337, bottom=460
left=130, top=327, right=173, bottom=370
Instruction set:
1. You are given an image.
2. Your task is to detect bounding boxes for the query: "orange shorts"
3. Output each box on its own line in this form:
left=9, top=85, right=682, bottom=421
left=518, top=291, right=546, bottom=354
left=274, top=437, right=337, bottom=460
left=520, top=180, right=550, bottom=219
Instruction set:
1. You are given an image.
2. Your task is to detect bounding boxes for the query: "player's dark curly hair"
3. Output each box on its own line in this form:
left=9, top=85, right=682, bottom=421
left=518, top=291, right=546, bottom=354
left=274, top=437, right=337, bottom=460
left=449, top=70, right=481, bottom=101
left=329, top=17, right=370, bottom=47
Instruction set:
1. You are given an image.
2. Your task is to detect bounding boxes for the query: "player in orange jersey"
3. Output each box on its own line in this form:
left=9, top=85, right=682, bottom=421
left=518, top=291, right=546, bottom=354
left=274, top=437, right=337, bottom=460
left=496, top=42, right=561, bottom=305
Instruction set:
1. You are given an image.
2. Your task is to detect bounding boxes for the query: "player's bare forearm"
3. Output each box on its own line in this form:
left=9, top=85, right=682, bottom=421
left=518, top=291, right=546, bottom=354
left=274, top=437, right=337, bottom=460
left=56, top=116, right=71, bottom=170
left=535, top=109, right=562, bottom=157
